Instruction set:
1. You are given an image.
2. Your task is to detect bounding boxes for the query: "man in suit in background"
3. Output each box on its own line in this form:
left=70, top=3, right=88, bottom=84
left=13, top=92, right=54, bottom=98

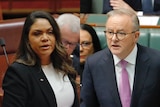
left=80, top=8, right=160, bottom=107
left=56, top=13, right=80, bottom=75
left=102, top=0, right=160, bottom=15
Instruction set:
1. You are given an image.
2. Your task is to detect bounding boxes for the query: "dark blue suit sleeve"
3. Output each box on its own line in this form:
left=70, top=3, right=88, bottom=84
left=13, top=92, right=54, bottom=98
left=102, top=0, right=112, bottom=14
left=80, top=58, right=99, bottom=107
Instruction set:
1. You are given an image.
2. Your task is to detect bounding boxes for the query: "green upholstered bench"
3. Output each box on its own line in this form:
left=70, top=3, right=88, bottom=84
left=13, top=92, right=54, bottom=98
left=138, top=32, right=150, bottom=47
left=96, top=31, right=107, bottom=49
left=93, top=27, right=107, bottom=49
left=149, top=33, right=160, bottom=51
left=93, top=26, right=160, bottom=51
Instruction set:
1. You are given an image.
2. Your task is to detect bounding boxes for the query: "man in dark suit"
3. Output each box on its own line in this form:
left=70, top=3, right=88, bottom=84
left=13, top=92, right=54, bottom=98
left=57, top=13, right=80, bottom=77
left=102, top=0, right=160, bottom=15
left=80, top=8, right=160, bottom=107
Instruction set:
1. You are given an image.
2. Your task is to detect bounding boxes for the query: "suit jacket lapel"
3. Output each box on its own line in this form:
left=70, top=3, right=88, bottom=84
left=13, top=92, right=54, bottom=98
left=131, top=45, right=150, bottom=107
left=102, top=49, right=122, bottom=107
left=31, top=65, right=57, bottom=107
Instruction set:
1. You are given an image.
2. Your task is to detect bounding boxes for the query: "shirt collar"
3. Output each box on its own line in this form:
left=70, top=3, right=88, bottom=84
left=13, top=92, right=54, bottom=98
left=113, top=44, right=138, bottom=65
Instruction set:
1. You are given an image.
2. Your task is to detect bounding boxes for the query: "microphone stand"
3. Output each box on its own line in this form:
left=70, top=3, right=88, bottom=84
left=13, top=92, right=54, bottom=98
left=2, top=46, right=9, bottom=65
left=0, top=38, right=9, bottom=65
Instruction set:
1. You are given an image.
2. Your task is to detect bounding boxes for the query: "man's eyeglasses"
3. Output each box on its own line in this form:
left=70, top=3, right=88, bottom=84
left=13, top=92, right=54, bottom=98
left=61, top=39, right=78, bottom=49
left=104, top=30, right=137, bottom=40
left=80, top=41, right=92, bottom=49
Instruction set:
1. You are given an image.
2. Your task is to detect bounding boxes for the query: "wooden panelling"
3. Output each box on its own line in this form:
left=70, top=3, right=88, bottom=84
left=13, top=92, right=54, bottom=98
left=0, top=2, right=2, bottom=20
left=1, top=0, right=80, bottom=15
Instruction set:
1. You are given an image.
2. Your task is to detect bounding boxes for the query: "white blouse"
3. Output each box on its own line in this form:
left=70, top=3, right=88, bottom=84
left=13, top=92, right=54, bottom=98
left=42, top=63, right=74, bottom=107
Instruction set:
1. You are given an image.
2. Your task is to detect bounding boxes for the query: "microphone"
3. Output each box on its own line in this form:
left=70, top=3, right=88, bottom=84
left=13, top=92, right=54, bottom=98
left=0, top=38, right=9, bottom=65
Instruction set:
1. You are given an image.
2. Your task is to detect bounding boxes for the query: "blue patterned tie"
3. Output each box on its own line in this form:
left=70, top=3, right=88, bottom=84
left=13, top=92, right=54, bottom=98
left=142, top=0, right=153, bottom=13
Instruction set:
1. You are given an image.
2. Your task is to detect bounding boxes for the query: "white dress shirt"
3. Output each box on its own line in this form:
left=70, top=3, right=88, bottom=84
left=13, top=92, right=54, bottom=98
left=113, top=44, right=138, bottom=93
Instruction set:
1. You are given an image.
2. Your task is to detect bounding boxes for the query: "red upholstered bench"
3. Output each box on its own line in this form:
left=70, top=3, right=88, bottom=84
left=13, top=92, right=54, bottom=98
left=0, top=18, right=25, bottom=107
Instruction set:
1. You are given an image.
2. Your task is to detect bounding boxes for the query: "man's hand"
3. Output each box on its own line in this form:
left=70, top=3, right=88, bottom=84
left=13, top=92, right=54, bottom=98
left=110, top=0, right=135, bottom=13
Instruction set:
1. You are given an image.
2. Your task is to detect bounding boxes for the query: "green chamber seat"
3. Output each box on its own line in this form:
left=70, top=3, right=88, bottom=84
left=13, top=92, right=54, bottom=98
left=149, top=33, right=160, bottom=51
left=138, top=32, right=150, bottom=47
left=96, top=31, right=107, bottom=49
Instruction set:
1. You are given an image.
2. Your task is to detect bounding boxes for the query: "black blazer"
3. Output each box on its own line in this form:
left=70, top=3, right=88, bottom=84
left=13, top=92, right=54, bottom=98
left=102, top=0, right=160, bottom=15
left=2, top=62, right=79, bottom=107
left=80, top=44, right=160, bottom=107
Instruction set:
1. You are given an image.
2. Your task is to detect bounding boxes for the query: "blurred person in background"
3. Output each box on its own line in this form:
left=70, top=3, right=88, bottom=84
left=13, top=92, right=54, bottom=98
left=57, top=13, right=80, bottom=57
left=103, top=0, right=160, bottom=15
left=80, top=24, right=101, bottom=82
left=57, top=14, right=80, bottom=76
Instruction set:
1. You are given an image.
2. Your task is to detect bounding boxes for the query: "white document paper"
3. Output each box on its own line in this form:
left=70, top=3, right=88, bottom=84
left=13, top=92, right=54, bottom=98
left=138, top=16, right=159, bottom=25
